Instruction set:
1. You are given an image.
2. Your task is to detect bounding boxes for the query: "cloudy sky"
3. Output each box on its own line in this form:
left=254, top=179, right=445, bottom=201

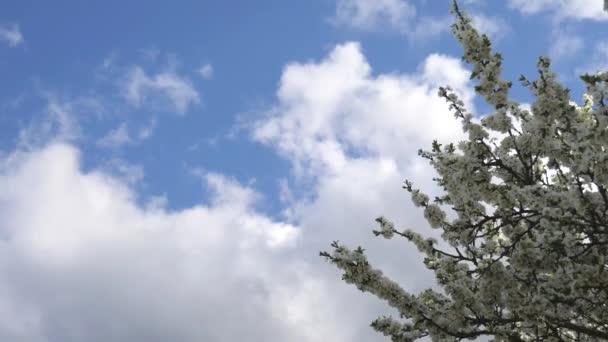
left=0, top=0, right=607, bottom=341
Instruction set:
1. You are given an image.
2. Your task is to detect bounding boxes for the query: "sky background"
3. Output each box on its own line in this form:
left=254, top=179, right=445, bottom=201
left=0, top=0, right=607, bottom=341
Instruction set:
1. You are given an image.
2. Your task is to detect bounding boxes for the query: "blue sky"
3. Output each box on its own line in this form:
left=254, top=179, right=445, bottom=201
left=0, top=1, right=607, bottom=341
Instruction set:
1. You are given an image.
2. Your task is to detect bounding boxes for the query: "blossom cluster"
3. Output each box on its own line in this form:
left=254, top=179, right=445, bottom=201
left=322, top=1, right=608, bottom=340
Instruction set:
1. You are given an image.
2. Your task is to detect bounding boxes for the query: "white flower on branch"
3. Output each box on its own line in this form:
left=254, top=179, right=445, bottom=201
left=321, top=1, right=608, bottom=341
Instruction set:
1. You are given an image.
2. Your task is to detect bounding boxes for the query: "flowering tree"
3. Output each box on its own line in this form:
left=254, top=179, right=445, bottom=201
left=321, top=1, right=608, bottom=341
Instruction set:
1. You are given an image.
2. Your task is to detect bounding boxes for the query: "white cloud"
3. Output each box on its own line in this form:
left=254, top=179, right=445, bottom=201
left=406, top=15, right=452, bottom=41
left=102, top=158, right=145, bottom=185
left=331, top=1, right=506, bottom=41
left=248, top=41, right=478, bottom=327
left=506, top=0, right=601, bottom=74
left=0, top=141, right=436, bottom=341
left=0, top=143, right=357, bottom=342
left=96, top=123, right=131, bottom=148
left=333, top=0, right=416, bottom=32
left=96, top=119, right=156, bottom=149
left=577, top=41, right=608, bottom=74
left=508, top=0, right=557, bottom=13
left=18, top=99, right=81, bottom=149
left=548, top=30, right=584, bottom=60
left=124, top=66, right=200, bottom=114
left=0, top=24, right=23, bottom=47
left=251, top=42, right=472, bottom=179
left=138, top=118, right=157, bottom=140
left=0, top=41, right=483, bottom=341
left=407, top=12, right=509, bottom=44
left=198, top=63, right=213, bottom=80
left=470, top=13, right=510, bottom=41
left=508, top=0, right=608, bottom=20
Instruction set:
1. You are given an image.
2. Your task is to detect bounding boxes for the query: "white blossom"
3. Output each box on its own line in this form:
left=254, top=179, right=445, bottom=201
left=411, top=189, right=429, bottom=207
left=423, top=204, right=446, bottom=228
left=321, top=1, right=608, bottom=341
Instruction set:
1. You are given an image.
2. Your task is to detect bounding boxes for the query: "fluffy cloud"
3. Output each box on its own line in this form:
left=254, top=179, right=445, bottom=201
left=0, top=142, right=399, bottom=342
left=251, top=42, right=472, bottom=179
left=508, top=0, right=607, bottom=20
left=249, top=40, right=478, bottom=332
left=123, top=66, right=200, bottom=115
left=0, top=144, right=352, bottom=342
left=0, top=42, right=480, bottom=341
left=0, top=24, right=23, bottom=47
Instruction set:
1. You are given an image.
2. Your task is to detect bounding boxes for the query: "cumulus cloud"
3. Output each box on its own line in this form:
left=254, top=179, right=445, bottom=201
left=508, top=0, right=608, bottom=20
left=0, top=41, right=481, bottom=341
left=124, top=66, right=200, bottom=115
left=0, top=24, right=23, bottom=47
left=0, top=144, right=430, bottom=341
left=250, top=42, right=472, bottom=179
left=0, top=144, right=351, bottom=342
left=248, top=41, right=479, bottom=329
